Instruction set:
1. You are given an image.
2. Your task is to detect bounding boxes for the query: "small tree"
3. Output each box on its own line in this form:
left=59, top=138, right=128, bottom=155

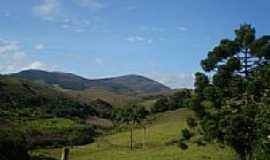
left=169, top=89, right=191, bottom=110
left=119, top=105, right=149, bottom=150
left=186, top=117, right=197, bottom=130
left=151, top=97, right=169, bottom=113
left=180, top=128, right=192, bottom=141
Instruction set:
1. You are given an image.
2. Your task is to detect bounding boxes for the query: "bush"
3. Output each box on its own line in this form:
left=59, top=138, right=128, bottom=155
left=186, top=117, right=197, bottom=129
left=194, top=138, right=207, bottom=146
left=23, top=118, right=96, bottom=148
left=178, top=141, right=188, bottom=150
left=151, top=97, right=169, bottom=113
left=0, top=128, right=30, bottom=160
left=66, top=126, right=96, bottom=145
left=181, top=128, right=192, bottom=141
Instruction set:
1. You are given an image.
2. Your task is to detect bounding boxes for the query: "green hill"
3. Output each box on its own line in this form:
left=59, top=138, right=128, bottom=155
left=32, top=109, right=236, bottom=160
left=0, top=75, right=97, bottom=120
left=11, top=70, right=171, bottom=95
left=0, top=75, right=113, bottom=150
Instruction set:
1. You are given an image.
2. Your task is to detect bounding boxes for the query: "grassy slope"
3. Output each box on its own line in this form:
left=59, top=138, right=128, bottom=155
left=68, top=89, right=139, bottom=107
left=32, top=109, right=236, bottom=160
left=22, top=118, right=82, bottom=132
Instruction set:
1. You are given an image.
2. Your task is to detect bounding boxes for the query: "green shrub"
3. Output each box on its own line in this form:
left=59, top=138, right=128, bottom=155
left=0, top=128, right=30, bottom=160
left=23, top=118, right=96, bottom=148
left=178, top=141, right=188, bottom=150
left=186, top=117, right=197, bottom=129
left=181, top=128, right=192, bottom=141
left=151, top=97, right=169, bottom=113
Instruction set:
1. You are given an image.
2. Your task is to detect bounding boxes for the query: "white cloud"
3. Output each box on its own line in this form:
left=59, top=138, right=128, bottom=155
left=95, top=58, right=104, bottom=65
left=23, top=61, right=49, bottom=70
left=74, top=0, right=105, bottom=10
left=148, top=72, right=195, bottom=89
left=33, top=0, right=59, bottom=20
left=0, top=39, right=53, bottom=73
left=176, top=26, right=188, bottom=31
left=32, top=0, right=98, bottom=33
left=126, top=36, right=153, bottom=44
left=35, top=44, right=45, bottom=50
left=0, top=40, right=19, bottom=55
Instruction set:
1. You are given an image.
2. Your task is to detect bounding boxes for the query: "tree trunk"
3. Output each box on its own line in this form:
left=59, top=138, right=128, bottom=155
left=61, top=147, right=69, bottom=160
left=130, top=127, right=133, bottom=150
left=238, top=150, right=253, bottom=160
left=244, top=48, right=249, bottom=77
left=143, top=126, right=146, bottom=148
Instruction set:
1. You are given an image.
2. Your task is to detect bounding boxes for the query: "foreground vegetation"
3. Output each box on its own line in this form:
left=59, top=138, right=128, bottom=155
left=188, top=24, right=270, bottom=160
left=0, top=74, right=189, bottom=160
left=32, top=109, right=236, bottom=160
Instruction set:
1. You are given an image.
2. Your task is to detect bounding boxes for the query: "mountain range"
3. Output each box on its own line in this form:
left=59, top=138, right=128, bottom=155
left=10, top=70, right=171, bottom=95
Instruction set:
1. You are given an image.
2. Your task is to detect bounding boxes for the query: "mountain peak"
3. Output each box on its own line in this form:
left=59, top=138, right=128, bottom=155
left=10, top=70, right=171, bottom=94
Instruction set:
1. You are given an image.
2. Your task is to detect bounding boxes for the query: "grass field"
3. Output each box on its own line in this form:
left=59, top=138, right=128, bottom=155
left=32, top=109, right=237, bottom=160
left=68, top=89, right=138, bottom=107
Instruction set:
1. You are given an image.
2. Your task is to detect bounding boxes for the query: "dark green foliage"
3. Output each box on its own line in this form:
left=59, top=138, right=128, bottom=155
left=190, top=24, right=270, bottom=160
left=113, top=105, right=149, bottom=124
left=180, top=128, right=192, bottom=141
left=253, top=104, right=270, bottom=160
left=111, top=104, right=149, bottom=150
left=31, top=155, right=57, bottom=160
left=27, top=124, right=96, bottom=148
left=186, top=117, right=197, bottom=129
left=0, top=76, right=97, bottom=120
left=169, top=89, right=191, bottom=110
left=178, top=141, right=188, bottom=150
left=194, top=73, right=209, bottom=93
left=151, top=89, right=192, bottom=113
left=151, top=97, right=170, bottom=113
left=0, top=75, right=106, bottom=159
left=187, top=95, right=205, bottom=118
left=194, top=138, right=206, bottom=146
left=66, top=126, right=96, bottom=146
left=91, top=99, right=113, bottom=119
left=0, top=128, right=30, bottom=160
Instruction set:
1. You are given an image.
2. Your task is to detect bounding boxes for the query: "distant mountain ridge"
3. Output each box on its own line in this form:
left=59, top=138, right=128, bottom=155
left=10, top=70, right=171, bottom=94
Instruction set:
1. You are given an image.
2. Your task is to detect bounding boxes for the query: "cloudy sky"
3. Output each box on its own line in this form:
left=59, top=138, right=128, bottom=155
left=0, top=0, right=270, bottom=88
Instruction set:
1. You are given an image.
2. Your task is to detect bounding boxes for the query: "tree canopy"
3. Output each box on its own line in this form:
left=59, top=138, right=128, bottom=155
left=190, top=24, right=270, bottom=160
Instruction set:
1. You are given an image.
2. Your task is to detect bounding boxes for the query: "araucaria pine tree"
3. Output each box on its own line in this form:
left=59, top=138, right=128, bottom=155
left=190, top=24, right=270, bottom=160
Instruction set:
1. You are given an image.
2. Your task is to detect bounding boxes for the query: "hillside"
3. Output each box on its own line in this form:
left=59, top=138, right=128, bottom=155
left=32, top=109, right=236, bottom=160
left=0, top=75, right=97, bottom=120
left=0, top=75, right=116, bottom=150
left=10, top=70, right=171, bottom=95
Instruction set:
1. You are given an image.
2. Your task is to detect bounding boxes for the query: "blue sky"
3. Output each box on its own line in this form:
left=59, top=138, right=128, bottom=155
left=0, top=0, right=270, bottom=88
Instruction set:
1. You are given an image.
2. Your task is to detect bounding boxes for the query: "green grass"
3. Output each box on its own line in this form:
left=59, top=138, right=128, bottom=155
left=69, top=89, right=138, bottom=107
left=21, top=118, right=96, bottom=147
left=139, top=99, right=157, bottom=110
left=32, top=109, right=237, bottom=160
left=23, top=118, right=79, bottom=131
